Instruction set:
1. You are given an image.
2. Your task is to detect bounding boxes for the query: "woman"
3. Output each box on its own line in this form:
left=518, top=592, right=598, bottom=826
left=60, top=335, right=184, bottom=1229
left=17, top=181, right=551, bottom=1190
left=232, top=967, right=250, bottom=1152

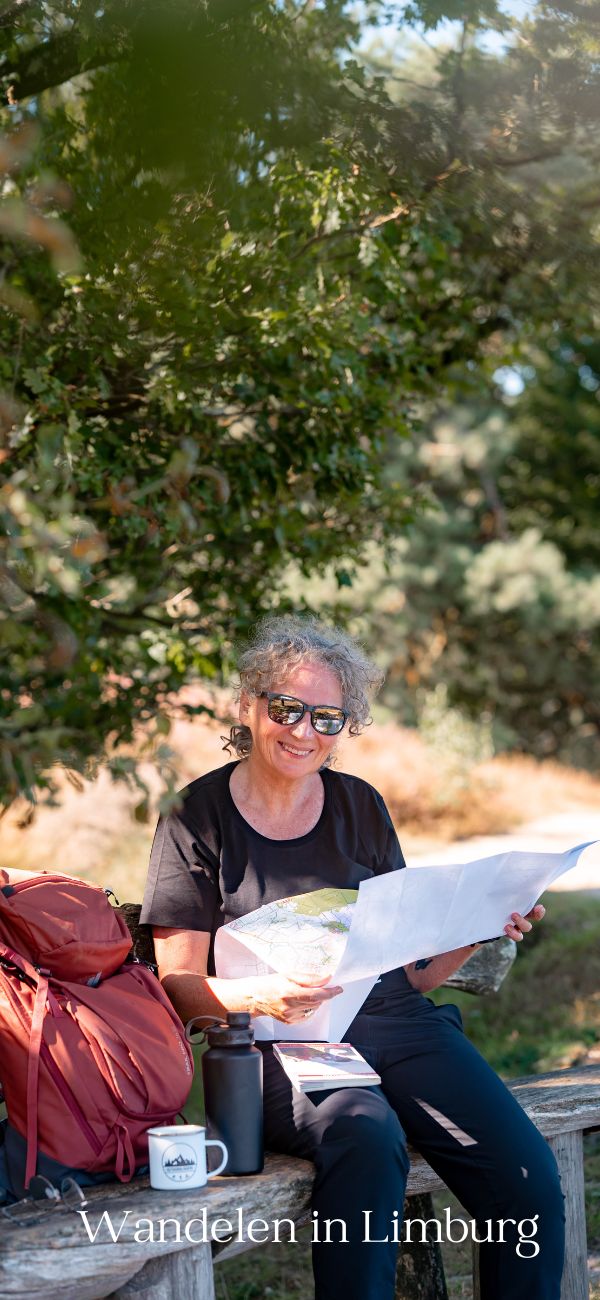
left=141, top=615, right=564, bottom=1300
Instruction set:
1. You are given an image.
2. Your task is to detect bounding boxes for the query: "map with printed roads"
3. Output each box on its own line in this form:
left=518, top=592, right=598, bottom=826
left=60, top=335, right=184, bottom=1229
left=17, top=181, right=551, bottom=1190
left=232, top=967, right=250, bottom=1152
left=223, top=888, right=358, bottom=978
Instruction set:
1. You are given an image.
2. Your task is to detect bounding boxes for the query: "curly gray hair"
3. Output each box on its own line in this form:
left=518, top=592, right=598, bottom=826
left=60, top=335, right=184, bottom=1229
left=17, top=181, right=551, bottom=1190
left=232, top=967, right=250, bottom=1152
left=223, top=614, right=384, bottom=760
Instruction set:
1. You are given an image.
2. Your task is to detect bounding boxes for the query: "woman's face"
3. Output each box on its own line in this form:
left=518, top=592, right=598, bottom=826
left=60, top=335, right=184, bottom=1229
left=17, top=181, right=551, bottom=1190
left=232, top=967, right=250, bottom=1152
left=240, top=659, right=344, bottom=779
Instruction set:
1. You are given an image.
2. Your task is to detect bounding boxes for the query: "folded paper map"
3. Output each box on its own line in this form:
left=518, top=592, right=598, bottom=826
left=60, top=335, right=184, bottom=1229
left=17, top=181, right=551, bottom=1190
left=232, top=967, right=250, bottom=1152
left=214, top=841, right=596, bottom=1041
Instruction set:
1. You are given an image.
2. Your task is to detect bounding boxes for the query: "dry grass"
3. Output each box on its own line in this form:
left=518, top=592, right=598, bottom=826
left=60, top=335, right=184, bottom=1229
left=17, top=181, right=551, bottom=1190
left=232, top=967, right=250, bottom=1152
left=0, top=712, right=228, bottom=895
left=336, top=725, right=599, bottom=848
left=0, top=714, right=598, bottom=902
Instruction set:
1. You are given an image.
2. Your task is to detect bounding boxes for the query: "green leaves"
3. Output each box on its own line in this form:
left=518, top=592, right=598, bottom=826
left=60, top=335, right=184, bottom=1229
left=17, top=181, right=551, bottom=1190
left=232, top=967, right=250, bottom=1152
left=0, top=0, right=599, bottom=803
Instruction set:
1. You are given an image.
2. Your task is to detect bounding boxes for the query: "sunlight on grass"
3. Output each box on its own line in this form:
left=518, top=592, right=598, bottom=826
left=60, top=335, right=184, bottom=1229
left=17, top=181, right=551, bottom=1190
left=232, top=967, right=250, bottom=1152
left=1, top=715, right=598, bottom=897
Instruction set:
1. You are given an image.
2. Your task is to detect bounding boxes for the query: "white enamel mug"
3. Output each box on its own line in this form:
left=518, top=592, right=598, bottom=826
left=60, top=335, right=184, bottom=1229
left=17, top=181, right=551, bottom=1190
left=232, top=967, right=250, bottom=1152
left=147, top=1124, right=228, bottom=1190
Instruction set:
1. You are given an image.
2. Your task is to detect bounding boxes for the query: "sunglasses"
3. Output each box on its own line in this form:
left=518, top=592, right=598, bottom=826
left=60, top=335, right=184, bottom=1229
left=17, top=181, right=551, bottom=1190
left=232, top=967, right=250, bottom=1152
left=260, top=692, right=348, bottom=736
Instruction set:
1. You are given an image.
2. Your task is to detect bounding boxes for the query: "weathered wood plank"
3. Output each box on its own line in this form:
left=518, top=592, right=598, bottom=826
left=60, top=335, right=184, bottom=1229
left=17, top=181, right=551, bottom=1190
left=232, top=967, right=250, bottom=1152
left=1, top=1066, right=598, bottom=1264
left=0, top=1245, right=154, bottom=1300
left=1, top=1067, right=597, bottom=1299
left=548, top=1131, right=588, bottom=1300
left=0, top=1154, right=316, bottom=1289
left=109, top=1243, right=215, bottom=1300
left=510, top=1064, right=600, bottom=1137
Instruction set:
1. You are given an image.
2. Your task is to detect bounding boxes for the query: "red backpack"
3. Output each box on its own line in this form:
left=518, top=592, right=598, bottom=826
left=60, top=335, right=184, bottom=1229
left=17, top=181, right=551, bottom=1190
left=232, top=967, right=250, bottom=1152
left=0, top=869, right=194, bottom=1197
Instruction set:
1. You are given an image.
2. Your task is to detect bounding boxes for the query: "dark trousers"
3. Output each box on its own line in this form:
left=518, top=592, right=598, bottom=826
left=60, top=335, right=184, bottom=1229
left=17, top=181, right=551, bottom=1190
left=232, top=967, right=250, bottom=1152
left=261, top=980, right=565, bottom=1300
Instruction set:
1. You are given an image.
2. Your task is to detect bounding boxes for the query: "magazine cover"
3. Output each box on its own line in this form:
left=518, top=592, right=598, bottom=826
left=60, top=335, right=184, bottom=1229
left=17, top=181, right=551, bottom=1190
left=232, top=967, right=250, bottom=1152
left=273, top=1041, right=382, bottom=1091
left=0, top=2, right=599, bottom=1298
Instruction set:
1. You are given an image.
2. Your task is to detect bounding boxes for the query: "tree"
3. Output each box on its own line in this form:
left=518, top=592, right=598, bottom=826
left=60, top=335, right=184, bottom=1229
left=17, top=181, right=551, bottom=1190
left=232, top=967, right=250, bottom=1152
left=292, top=5, right=600, bottom=766
left=309, top=346, right=599, bottom=766
left=1, top=0, right=599, bottom=804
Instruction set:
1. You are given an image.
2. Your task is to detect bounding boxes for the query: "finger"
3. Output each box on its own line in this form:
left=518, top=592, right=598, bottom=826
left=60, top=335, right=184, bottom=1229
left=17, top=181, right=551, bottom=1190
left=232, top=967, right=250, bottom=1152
left=288, top=982, right=343, bottom=998
left=290, top=975, right=337, bottom=988
left=526, top=904, right=545, bottom=920
left=287, top=1007, right=316, bottom=1023
left=280, top=1007, right=308, bottom=1023
left=505, top=913, right=531, bottom=938
left=288, top=988, right=341, bottom=1008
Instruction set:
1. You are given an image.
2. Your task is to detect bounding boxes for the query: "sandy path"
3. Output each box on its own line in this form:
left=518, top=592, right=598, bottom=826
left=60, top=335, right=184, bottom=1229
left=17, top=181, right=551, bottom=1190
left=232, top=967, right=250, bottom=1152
left=407, top=810, right=600, bottom=893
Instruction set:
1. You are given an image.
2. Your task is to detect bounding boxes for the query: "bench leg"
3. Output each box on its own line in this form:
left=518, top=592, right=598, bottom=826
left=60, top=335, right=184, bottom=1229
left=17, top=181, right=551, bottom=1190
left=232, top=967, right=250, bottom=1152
left=472, top=1242, right=480, bottom=1300
left=548, top=1131, right=588, bottom=1300
left=108, top=1244, right=215, bottom=1300
left=396, top=1193, right=449, bottom=1300
left=471, top=1133, right=589, bottom=1300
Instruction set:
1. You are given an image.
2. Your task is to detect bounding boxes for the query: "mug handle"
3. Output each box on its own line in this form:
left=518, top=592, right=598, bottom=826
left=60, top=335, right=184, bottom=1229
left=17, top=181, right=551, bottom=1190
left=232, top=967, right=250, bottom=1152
left=206, top=1139, right=228, bottom=1178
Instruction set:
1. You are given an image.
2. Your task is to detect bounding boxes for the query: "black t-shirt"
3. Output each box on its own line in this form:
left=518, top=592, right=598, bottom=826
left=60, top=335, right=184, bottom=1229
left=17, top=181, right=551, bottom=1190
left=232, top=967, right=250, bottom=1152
left=141, top=759, right=409, bottom=998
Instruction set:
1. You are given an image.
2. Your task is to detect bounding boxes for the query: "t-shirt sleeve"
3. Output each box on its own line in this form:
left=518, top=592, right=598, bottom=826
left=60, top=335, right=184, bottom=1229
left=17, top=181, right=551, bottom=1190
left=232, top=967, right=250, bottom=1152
left=372, top=791, right=407, bottom=875
left=140, top=803, right=221, bottom=932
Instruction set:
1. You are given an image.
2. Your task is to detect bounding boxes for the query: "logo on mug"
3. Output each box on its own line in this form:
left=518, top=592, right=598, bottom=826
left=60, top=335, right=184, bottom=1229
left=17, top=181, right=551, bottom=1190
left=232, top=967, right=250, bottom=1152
left=161, top=1142, right=198, bottom=1182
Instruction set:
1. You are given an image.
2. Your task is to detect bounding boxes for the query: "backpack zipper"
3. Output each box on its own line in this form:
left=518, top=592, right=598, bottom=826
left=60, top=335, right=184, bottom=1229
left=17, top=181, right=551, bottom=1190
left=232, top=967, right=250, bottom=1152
left=39, top=1042, right=103, bottom=1157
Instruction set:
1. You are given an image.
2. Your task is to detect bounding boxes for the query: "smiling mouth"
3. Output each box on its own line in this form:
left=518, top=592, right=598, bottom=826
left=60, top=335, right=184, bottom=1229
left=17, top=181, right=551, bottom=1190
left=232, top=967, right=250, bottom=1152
left=278, top=741, right=313, bottom=758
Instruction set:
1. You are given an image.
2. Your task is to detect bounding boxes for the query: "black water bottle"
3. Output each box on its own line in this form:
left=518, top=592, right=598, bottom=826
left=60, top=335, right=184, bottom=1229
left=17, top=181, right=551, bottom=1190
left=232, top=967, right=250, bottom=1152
left=200, top=1012, right=264, bottom=1175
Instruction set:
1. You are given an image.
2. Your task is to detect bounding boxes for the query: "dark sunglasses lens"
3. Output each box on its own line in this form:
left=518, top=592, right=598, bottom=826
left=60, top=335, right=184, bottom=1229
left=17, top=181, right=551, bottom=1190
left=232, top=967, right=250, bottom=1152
left=268, top=696, right=304, bottom=725
left=312, top=710, right=346, bottom=735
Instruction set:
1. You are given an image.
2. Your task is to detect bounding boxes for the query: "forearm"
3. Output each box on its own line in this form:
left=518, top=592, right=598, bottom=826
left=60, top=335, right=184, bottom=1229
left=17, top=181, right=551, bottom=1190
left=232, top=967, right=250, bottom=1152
left=160, top=971, right=259, bottom=1025
left=404, top=945, right=479, bottom=993
left=160, top=968, right=336, bottom=1027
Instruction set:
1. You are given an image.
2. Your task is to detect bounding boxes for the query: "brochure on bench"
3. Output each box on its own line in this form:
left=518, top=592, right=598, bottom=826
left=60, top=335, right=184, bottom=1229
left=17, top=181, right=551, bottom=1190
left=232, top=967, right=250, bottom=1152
left=214, top=840, right=596, bottom=1041
left=273, top=1042, right=381, bottom=1093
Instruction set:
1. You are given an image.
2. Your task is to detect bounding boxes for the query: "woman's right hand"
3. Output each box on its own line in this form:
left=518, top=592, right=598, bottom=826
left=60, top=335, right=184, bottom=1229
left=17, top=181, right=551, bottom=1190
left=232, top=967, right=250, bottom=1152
left=248, top=973, right=343, bottom=1024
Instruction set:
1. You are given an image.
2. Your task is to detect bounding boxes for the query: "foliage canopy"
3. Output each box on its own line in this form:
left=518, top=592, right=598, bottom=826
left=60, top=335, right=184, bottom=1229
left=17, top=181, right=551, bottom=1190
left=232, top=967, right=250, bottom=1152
left=1, top=0, right=599, bottom=804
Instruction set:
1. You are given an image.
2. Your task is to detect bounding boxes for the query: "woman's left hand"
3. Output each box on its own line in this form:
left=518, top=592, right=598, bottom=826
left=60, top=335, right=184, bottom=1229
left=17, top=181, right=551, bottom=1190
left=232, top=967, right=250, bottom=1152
left=504, top=903, right=545, bottom=941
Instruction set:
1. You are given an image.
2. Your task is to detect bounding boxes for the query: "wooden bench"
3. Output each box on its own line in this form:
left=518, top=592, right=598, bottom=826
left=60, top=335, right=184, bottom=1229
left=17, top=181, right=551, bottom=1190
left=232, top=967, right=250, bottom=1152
left=2, top=911, right=597, bottom=1299
left=1, top=1064, right=598, bottom=1300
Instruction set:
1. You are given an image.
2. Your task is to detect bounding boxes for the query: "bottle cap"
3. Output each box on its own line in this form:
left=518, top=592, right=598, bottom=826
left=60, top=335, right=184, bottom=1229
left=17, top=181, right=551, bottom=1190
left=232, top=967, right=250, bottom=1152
left=206, top=1012, right=255, bottom=1047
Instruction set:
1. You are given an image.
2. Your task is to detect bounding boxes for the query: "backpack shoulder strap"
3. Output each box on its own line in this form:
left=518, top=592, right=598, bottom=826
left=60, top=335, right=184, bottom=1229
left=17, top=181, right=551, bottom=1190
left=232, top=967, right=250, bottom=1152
left=25, top=972, right=49, bottom=1189
left=0, top=941, right=52, bottom=1190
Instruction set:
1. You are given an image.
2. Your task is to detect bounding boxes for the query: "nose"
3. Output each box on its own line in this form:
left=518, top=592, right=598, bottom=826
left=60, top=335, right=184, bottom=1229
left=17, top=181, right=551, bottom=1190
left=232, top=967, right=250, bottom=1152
left=288, top=710, right=315, bottom=740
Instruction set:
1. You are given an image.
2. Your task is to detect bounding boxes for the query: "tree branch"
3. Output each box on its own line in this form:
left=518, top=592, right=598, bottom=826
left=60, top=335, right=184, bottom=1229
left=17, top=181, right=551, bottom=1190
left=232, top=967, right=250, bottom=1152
left=478, top=470, right=510, bottom=541
left=290, top=201, right=408, bottom=260
left=0, top=0, right=42, bottom=29
left=1, top=23, right=126, bottom=102
left=0, top=565, right=79, bottom=667
left=489, top=147, right=565, bottom=169
left=1, top=0, right=268, bottom=101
